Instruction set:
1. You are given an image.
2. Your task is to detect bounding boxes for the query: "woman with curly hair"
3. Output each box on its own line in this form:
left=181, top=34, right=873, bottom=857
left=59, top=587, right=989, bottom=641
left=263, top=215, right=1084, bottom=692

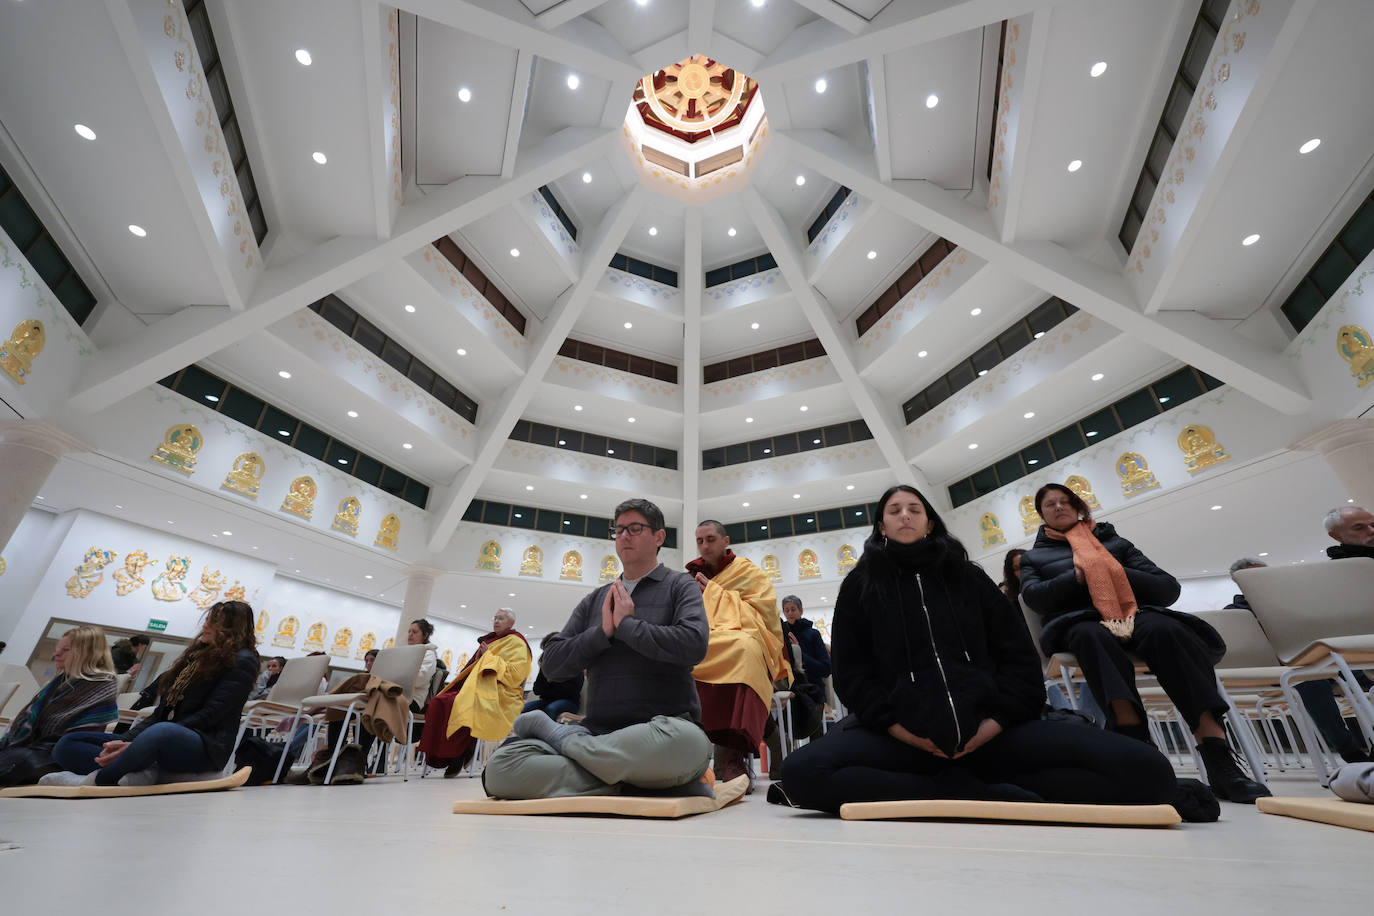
left=45, top=601, right=259, bottom=787
left=0, top=625, right=118, bottom=786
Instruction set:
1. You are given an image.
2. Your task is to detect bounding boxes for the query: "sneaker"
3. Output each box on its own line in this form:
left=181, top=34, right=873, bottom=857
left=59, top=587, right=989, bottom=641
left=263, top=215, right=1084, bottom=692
left=1197, top=737, right=1271, bottom=803
left=117, top=768, right=159, bottom=788
left=38, top=771, right=97, bottom=788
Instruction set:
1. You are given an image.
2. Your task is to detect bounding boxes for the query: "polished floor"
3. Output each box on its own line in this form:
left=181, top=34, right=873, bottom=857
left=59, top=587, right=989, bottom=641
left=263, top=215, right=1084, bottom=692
left=0, top=772, right=1366, bottom=913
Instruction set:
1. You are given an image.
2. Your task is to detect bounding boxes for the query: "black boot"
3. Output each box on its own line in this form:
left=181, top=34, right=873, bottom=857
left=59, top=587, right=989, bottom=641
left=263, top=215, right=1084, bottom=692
left=1197, top=737, right=1270, bottom=803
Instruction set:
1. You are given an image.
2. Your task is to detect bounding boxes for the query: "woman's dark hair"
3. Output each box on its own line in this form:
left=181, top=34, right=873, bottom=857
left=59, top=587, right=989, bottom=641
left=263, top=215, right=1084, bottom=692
left=159, top=600, right=258, bottom=696
left=872, top=485, right=969, bottom=568
left=1034, top=482, right=1091, bottom=521
left=1002, top=548, right=1027, bottom=598
left=411, top=618, right=435, bottom=641
left=363, top=648, right=379, bottom=661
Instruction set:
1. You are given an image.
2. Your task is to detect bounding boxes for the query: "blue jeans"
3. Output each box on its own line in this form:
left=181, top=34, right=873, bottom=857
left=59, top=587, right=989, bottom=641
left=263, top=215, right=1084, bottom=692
left=53, top=722, right=214, bottom=786
left=522, top=698, right=578, bottom=721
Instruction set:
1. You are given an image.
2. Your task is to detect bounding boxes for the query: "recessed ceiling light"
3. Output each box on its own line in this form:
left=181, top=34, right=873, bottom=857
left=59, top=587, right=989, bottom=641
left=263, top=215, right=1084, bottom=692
left=1033, top=331, right=1045, bottom=339
left=295, top=48, right=313, bottom=66
left=1242, top=233, right=1261, bottom=246
left=624, top=321, right=633, bottom=329
left=558, top=439, right=567, bottom=446
left=402, top=442, right=413, bottom=449
left=1090, top=61, right=1107, bottom=77
left=813, top=438, right=821, bottom=444
left=564, top=520, right=571, bottom=525
left=1023, top=411, right=1035, bottom=419
left=977, top=369, right=988, bottom=377
left=918, top=350, right=928, bottom=358
left=794, top=174, right=806, bottom=186
left=566, top=73, right=580, bottom=90
left=364, top=574, right=373, bottom=579
left=574, top=404, right=583, bottom=411
left=799, top=405, right=808, bottom=412
left=751, top=0, right=765, bottom=7
left=1299, top=138, right=1321, bottom=154
left=312, top=151, right=328, bottom=165
left=727, top=227, right=737, bottom=237
left=510, top=248, right=520, bottom=257
left=1159, top=396, right=1171, bottom=404
left=1086, top=430, right=1098, bottom=437
left=607, top=449, right=614, bottom=455
left=1067, top=159, right=1083, bottom=172
left=745, top=417, right=754, bottom=423
left=967, top=443, right=979, bottom=450
left=114, top=504, right=123, bottom=510
left=1091, top=372, right=1104, bottom=381
left=1210, top=505, right=1222, bottom=511
left=508, top=593, right=516, bottom=598
left=648, top=226, right=658, bottom=236
left=404, top=304, right=416, bottom=313
left=514, top=513, right=522, bottom=519
left=846, top=484, right=855, bottom=490
left=582, top=171, right=592, bottom=183
left=579, top=493, right=588, bottom=499
left=763, top=448, right=771, bottom=454
left=867, top=250, right=877, bottom=260
left=1258, top=552, right=1269, bottom=557
left=742, top=501, right=750, bottom=507
left=806, top=518, right=813, bottom=523
left=925, top=94, right=939, bottom=108
left=760, top=525, right=768, bottom=531
left=74, top=124, right=96, bottom=140
left=970, top=308, right=982, bottom=316
left=792, top=493, right=801, bottom=499
left=128, top=224, right=147, bottom=237
left=337, top=458, right=348, bottom=465
left=204, top=394, right=219, bottom=403
left=1027, top=458, right=1039, bottom=465
left=627, top=417, right=636, bottom=423
left=277, top=429, right=290, bottom=437
left=278, top=370, right=292, bottom=379
left=1349, top=498, right=1356, bottom=503
left=814, top=78, right=827, bottom=94
left=456, top=347, right=467, bottom=356
left=634, top=0, right=648, bottom=6
left=457, top=86, right=472, bottom=102
left=525, top=485, right=534, bottom=491
left=167, top=520, right=174, bottom=524
left=36, top=495, right=45, bottom=501
left=346, top=410, right=358, bottom=418
left=221, top=530, right=233, bottom=536
left=459, top=604, right=467, bottom=609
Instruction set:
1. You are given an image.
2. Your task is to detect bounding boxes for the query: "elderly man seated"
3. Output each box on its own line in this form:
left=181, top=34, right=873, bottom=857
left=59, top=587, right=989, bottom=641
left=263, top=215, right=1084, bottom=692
left=687, top=520, right=790, bottom=785
left=419, top=608, right=531, bottom=777
left=482, top=498, right=713, bottom=799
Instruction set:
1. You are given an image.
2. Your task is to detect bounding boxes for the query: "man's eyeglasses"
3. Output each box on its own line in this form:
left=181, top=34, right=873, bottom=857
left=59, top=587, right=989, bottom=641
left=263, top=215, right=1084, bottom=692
left=610, top=522, right=654, bottom=538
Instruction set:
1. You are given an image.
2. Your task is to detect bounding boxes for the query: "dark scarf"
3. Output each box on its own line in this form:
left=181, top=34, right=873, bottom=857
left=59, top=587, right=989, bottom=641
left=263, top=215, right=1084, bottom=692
left=686, top=550, right=736, bottom=579
left=1329, top=543, right=1374, bottom=560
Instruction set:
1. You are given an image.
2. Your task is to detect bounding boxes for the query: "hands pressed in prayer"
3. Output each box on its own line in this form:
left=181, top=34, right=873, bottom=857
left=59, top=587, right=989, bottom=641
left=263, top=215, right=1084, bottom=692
left=952, top=718, right=1003, bottom=759
left=94, top=740, right=129, bottom=767
left=601, top=586, right=616, bottom=638
left=611, top=580, right=636, bottom=629
left=693, top=572, right=710, bottom=593
left=887, top=723, right=947, bottom=757
left=787, top=632, right=799, bottom=646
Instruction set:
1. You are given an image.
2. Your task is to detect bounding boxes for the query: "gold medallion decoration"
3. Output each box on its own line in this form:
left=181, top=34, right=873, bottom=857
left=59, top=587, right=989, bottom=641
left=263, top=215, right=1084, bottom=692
left=837, top=544, right=858, bottom=576
left=332, top=497, right=362, bottom=537
left=1337, top=325, right=1374, bottom=387
left=1117, top=452, right=1161, bottom=497
left=815, top=617, right=830, bottom=641
left=273, top=615, right=300, bottom=649
left=599, top=554, right=620, bottom=582
left=0, top=318, right=45, bottom=385
left=383, top=637, right=395, bottom=650
left=979, top=513, right=1007, bottom=549
left=355, top=632, right=376, bottom=660
left=798, top=549, right=821, bottom=580
left=281, top=476, right=317, bottom=519
left=636, top=55, right=756, bottom=138
left=65, top=547, right=116, bottom=598
left=1178, top=424, right=1230, bottom=475
left=1019, top=495, right=1043, bottom=535
left=0, top=557, right=6, bottom=576
left=330, top=627, right=353, bottom=658
left=476, top=540, right=503, bottom=572
left=303, top=621, right=327, bottom=652
left=520, top=545, right=544, bottom=577
left=150, top=424, right=203, bottom=476
left=1065, top=475, right=1102, bottom=511
left=374, top=513, right=400, bottom=551
left=761, top=554, right=782, bottom=582
left=223, top=581, right=246, bottom=601
left=151, top=556, right=191, bottom=602
left=221, top=452, right=265, bottom=499
left=256, top=610, right=269, bottom=640
left=560, top=550, right=583, bottom=581
left=113, top=550, right=157, bottom=596
left=188, top=566, right=225, bottom=610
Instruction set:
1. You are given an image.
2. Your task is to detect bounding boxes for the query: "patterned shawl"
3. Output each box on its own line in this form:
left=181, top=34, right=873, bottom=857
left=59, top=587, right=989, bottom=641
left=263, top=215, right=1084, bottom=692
left=0, top=674, right=118, bottom=752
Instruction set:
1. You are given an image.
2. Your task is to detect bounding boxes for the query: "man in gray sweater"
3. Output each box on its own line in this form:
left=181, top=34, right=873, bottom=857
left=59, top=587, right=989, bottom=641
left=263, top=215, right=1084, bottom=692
left=482, top=498, right=713, bottom=798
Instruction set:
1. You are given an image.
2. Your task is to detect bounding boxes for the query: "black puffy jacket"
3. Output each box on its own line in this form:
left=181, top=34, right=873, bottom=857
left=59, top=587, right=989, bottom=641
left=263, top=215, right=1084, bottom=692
left=832, top=534, right=1045, bottom=756
left=125, top=649, right=259, bottom=769
left=1019, top=522, right=1223, bottom=662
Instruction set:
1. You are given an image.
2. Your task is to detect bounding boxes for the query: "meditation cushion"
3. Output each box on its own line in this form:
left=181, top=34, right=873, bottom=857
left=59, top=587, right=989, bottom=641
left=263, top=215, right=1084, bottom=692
left=839, top=798, right=1181, bottom=827
left=1257, top=796, right=1374, bottom=832
left=0, top=766, right=251, bottom=799
left=452, top=773, right=750, bottom=818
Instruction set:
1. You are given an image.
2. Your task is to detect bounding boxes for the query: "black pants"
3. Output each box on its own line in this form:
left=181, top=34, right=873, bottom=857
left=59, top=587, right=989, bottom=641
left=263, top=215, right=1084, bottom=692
left=325, top=700, right=424, bottom=763
left=779, top=717, right=1176, bottom=814
left=1064, top=609, right=1226, bottom=732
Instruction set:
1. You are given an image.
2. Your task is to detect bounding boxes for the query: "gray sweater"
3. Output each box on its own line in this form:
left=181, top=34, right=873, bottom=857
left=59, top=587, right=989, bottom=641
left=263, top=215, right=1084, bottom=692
left=540, top=563, right=709, bottom=734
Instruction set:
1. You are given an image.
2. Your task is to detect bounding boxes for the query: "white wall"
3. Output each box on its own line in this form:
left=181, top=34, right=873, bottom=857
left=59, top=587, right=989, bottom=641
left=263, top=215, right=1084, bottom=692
left=0, top=508, right=72, bottom=643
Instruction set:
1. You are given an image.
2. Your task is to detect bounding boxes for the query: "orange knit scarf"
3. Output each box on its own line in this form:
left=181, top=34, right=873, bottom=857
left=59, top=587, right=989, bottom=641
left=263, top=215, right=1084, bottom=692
left=1063, top=521, right=1138, bottom=640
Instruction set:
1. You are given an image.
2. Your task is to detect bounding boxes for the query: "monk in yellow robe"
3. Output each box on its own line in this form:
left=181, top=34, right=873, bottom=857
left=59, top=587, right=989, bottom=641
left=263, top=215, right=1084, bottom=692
left=418, top=608, right=531, bottom=776
left=687, top=520, right=791, bottom=784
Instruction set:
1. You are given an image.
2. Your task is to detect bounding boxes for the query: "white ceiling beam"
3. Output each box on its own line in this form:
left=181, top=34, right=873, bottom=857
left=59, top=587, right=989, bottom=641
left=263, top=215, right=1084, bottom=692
left=774, top=128, right=1312, bottom=415
left=681, top=207, right=704, bottom=547
left=397, top=0, right=640, bottom=86
left=753, top=0, right=1054, bottom=87
left=360, top=1, right=396, bottom=238
left=743, top=186, right=926, bottom=497
left=688, top=0, right=717, bottom=55
left=68, top=127, right=620, bottom=413
left=865, top=57, right=893, bottom=183
left=425, top=185, right=649, bottom=552
left=536, top=0, right=614, bottom=30
left=502, top=50, right=535, bottom=178
left=791, top=0, right=868, bottom=35
left=706, top=31, right=762, bottom=74
left=993, top=7, right=1051, bottom=244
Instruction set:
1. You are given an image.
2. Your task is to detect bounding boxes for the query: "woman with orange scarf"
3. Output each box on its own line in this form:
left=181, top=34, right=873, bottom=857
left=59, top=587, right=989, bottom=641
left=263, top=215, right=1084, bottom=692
left=1019, top=483, right=1269, bottom=804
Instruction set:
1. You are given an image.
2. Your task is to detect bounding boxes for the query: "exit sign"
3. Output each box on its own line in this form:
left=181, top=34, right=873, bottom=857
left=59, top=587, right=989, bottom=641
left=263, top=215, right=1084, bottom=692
left=147, top=619, right=168, bottom=632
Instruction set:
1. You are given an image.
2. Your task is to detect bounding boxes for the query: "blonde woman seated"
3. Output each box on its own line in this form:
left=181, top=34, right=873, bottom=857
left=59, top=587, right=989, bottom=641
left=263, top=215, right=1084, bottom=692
left=0, top=626, right=118, bottom=786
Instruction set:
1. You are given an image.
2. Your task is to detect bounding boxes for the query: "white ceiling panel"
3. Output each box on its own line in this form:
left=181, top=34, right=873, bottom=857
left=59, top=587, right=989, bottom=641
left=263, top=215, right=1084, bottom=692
left=883, top=28, right=987, bottom=188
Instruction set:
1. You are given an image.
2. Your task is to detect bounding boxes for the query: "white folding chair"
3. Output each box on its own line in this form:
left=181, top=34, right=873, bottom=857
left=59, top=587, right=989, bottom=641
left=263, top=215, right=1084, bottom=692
left=225, top=653, right=331, bottom=778
left=0, top=682, right=18, bottom=739
left=301, top=644, right=426, bottom=785
left=1237, top=559, right=1374, bottom=787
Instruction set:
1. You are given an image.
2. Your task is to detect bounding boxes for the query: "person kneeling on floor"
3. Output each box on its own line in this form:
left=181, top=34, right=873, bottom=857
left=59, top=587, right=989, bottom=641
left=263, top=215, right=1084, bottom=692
left=44, top=601, right=259, bottom=788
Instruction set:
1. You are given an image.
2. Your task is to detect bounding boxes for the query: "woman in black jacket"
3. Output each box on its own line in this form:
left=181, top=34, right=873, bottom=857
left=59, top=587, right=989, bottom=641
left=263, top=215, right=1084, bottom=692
left=45, top=601, right=259, bottom=787
left=1019, top=483, right=1268, bottom=803
left=774, top=485, right=1175, bottom=813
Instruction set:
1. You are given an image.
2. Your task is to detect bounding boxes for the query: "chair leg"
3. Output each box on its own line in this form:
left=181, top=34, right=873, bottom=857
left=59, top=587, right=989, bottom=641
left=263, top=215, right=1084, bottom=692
left=323, top=705, right=360, bottom=786
left=1330, top=654, right=1374, bottom=749
left=1281, top=674, right=1333, bottom=788
left=1216, top=675, right=1267, bottom=788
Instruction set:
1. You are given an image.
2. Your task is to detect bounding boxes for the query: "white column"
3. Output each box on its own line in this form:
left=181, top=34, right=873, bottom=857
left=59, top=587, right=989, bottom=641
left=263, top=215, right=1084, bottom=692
left=0, top=421, right=87, bottom=553
left=396, top=564, right=444, bottom=646
left=1292, top=419, right=1374, bottom=511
